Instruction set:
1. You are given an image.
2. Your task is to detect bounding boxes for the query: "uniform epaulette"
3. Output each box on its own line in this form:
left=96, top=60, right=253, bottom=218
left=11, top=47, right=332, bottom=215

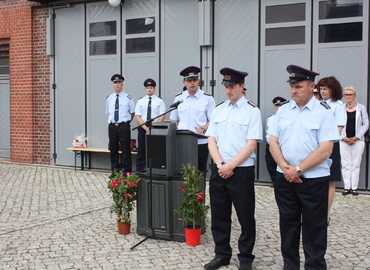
left=138, top=96, right=144, bottom=100
left=247, top=100, right=258, bottom=108
left=320, top=101, right=331, bottom=109
left=280, top=100, right=289, bottom=106
left=127, top=95, right=132, bottom=99
left=106, top=95, right=109, bottom=99
left=175, top=92, right=182, bottom=97
left=216, top=101, right=225, bottom=107
left=204, top=92, right=212, bottom=96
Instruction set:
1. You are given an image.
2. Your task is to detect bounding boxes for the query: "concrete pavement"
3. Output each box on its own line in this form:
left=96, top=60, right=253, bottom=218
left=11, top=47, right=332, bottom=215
left=0, top=162, right=369, bottom=269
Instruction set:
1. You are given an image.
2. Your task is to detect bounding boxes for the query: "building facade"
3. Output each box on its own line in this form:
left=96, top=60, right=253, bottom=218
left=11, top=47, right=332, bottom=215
left=1, top=0, right=369, bottom=188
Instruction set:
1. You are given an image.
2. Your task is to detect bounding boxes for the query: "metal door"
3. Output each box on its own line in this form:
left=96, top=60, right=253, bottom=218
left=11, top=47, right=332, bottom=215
left=0, top=74, right=10, bottom=159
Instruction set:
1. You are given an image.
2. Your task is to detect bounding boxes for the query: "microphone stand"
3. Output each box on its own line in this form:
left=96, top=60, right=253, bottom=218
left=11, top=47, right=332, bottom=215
left=130, top=106, right=178, bottom=250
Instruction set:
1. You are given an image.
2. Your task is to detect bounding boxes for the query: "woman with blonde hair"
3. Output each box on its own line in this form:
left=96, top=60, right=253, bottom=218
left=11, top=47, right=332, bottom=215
left=340, top=86, right=369, bottom=196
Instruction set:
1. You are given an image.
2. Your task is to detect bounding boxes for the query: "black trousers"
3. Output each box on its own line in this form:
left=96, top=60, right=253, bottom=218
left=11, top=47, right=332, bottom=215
left=265, top=143, right=278, bottom=182
left=108, top=122, right=132, bottom=173
left=136, top=126, right=146, bottom=171
left=274, top=172, right=329, bottom=270
left=198, top=143, right=209, bottom=177
left=209, top=165, right=256, bottom=263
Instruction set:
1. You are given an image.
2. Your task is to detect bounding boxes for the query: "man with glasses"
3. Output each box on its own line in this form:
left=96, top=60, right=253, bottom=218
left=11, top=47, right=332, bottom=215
left=106, top=74, right=135, bottom=179
left=170, top=66, right=215, bottom=175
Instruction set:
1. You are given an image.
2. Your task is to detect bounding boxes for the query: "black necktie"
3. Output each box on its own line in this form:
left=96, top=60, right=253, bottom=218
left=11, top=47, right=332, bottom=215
left=147, top=97, right=152, bottom=120
left=114, top=94, right=119, bottom=122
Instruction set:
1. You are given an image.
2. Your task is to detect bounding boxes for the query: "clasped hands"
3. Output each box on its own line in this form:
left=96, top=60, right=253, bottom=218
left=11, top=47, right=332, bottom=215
left=283, top=165, right=303, bottom=184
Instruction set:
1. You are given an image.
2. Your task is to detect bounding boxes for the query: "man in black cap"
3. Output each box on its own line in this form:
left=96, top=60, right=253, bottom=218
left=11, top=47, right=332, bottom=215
left=170, top=66, right=215, bottom=176
left=269, top=65, right=339, bottom=269
left=265, top=96, right=288, bottom=185
left=134, top=78, right=166, bottom=172
left=106, top=74, right=135, bottom=178
left=204, top=68, right=262, bottom=270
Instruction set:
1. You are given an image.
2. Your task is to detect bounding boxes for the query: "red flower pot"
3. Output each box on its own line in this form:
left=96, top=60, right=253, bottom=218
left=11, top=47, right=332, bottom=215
left=185, top=227, right=202, bottom=246
left=117, top=221, right=131, bottom=235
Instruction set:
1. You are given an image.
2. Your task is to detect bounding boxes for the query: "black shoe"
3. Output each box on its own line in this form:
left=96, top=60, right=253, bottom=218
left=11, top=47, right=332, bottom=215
left=239, top=261, right=252, bottom=270
left=204, top=258, right=230, bottom=270
left=108, top=173, right=115, bottom=179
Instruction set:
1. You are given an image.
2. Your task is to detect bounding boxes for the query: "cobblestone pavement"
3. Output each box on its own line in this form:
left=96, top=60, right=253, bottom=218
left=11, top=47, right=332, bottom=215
left=0, top=162, right=369, bottom=270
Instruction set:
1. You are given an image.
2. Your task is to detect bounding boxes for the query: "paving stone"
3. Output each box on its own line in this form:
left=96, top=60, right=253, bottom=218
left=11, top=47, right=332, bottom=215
left=0, top=162, right=369, bottom=269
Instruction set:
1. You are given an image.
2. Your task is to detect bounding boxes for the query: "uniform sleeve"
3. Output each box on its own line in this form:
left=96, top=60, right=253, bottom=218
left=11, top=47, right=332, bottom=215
left=169, top=97, right=179, bottom=121
left=134, top=100, right=141, bottom=116
left=334, top=103, right=346, bottom=126
left=159, top=99, right=166, bottom=114
left=246, top=107, right=263, bottom=142
left=129, top=98, right=135, bottom=114
left=318, top=110, right=340, bottom=143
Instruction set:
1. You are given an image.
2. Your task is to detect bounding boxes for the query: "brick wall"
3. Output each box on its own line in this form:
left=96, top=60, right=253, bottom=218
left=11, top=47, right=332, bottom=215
left=0, top=0, right=50, bottom=165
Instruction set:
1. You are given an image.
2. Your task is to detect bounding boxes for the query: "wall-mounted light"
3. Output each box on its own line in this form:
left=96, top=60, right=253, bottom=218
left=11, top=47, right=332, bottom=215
left=108, top=0, right=121, bottom=7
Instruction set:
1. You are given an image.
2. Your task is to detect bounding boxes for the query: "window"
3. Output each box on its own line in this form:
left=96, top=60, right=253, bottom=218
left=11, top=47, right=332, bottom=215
left=266, top=27, right=305, bottom=46
left=125, top=17, right=155, bottom=54
left=319, top=22, right=362, bottom=43
left=89, top=21, right=117, bottom=56
left=266, top=3, right=305, bottom=23
left=318, top=0, right=363, bottom=43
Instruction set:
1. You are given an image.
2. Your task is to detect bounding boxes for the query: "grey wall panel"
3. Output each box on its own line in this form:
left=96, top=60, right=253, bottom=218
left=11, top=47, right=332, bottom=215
left=0, top=79, right=10, bottom=159
left=124, top=0, right=156, bottom=16
left=214, top=0, right=258, bottom=104
left=317, top=46, right=367, bottom=189
left=88, top=4, right=119, bottom=21
left=88, top=58, right=119, bottom=148
left=54, top=5, right=85, bottom=166
left=161, top=0, right=199, bottom=106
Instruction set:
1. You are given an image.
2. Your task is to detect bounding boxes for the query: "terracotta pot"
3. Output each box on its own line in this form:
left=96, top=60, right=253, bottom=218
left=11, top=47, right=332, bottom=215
left=184, top=227, right=202, bottom=246
left=117, top=221, right=131, bottom=235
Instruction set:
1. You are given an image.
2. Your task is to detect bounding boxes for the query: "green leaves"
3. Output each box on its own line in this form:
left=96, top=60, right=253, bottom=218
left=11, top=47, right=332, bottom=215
left=107, top=172, right=141, bottom=223
left=174, top=164, right=209, bottom=229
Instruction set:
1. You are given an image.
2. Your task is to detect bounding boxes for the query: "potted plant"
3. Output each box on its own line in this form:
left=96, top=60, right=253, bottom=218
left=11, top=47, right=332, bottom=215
left=174, top=163, right=210, bottom=246
left=107, top=171, right=141, bottom=235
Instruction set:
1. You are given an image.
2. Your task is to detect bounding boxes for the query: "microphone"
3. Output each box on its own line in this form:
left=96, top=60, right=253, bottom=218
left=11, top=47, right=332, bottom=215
left=170, top=99, right=183, bottom=108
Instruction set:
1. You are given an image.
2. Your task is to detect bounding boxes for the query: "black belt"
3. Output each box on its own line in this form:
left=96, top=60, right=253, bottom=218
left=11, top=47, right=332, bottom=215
left=110, top=122, right=129, bottom=126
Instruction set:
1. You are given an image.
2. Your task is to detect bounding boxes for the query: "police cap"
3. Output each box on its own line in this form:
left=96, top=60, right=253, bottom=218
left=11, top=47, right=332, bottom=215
left=272, top=96, right=288, bottom=106
left=180, top=66, right=201, bottom=80
left=286, top=65, right=319, bottom=83
left=144, top=78, right=156, bottom=87
left=111, top=74, right=124, bottom=82
left=220, top=67, right=248, bottom=86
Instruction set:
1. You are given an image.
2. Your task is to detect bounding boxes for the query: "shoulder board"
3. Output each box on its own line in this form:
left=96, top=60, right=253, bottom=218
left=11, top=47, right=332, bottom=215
left=320, top=101, right=331, bottom=109
left=138, top=96, right=144, bottom=100
left=106, top=95, right=110, bottom=99
left=247, top=100, right=258, bottom=108
left=127, top=95, right=132, bottom=100
left=216, top=101, right=225, bottom=107
left=204, top=92, right=212, bottom=96
left=280, top=100, right=289, bottom=106
left=175, top=92, right=182, bottom=97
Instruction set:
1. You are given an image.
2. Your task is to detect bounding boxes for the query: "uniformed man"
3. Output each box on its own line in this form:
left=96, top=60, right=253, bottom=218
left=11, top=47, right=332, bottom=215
left=134, top=78, right=166, bottom=172
left=269, top=65, right=339, bottom=269
left=265, top=96, right=288, bottom=184
left=313, top=84, right=321, bottom=100
left=106, top=74, right=135, bottom=179
left=169, top=66, right=216, bottom=175
left=204, top=68, right=262, bottom=270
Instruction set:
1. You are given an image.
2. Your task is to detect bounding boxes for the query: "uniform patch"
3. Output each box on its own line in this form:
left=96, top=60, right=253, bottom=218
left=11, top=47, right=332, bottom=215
left=216, top=101, right=225, bottom=107
left=247, top=100, right=258, bottom=108
left=320, top=101, right=331, bottom=109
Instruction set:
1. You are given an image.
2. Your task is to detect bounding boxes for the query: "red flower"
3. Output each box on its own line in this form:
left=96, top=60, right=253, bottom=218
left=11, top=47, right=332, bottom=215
left=179, top=186, right=184, bottom=190
left=128, top=182, right=136, bottom=188
left=197, top=191, right=205, bottom=203
left=111, top=180, right=119, bottom=188
left=126, top=172, right=131, bottom=177
left=121, top=180, right=127, bottom=184
left=125, top=194, right=133, bottom=199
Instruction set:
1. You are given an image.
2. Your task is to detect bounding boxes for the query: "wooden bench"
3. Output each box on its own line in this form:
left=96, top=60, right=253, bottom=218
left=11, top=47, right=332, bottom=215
left=67, top=147, right=137, bottom=171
